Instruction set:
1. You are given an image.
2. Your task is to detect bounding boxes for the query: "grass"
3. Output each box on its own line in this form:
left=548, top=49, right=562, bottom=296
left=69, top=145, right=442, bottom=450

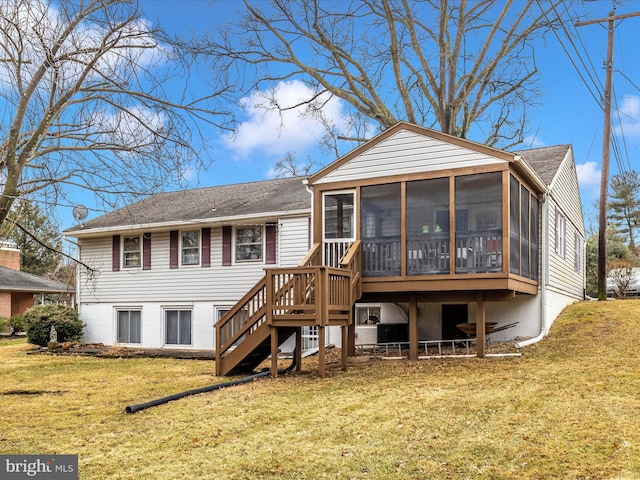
left=1, top=301, right=639, bottom=479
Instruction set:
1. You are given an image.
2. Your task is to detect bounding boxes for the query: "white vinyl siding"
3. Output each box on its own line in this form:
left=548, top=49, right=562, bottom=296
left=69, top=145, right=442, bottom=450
left=279, top=217, right=311, bottom=266
left=77, top=217, right=310, bottom=304
left=315, top=129, right=505, bottom=184
left=548, top=201, right=584, bottom=300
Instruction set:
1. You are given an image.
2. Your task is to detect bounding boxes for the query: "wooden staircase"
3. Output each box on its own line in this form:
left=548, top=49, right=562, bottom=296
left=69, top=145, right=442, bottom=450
left=215, top=241, right=362, bottom=376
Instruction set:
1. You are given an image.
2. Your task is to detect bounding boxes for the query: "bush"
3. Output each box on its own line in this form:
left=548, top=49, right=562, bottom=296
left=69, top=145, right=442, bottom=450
left=0, top=317, right=7, bottom=333
left=9, top=314, right=25, bottom=334
left=23, top=304, right=83, bottom=347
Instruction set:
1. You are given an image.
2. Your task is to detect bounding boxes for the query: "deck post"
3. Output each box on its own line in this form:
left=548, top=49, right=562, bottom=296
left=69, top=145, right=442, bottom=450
left=476, top=292, right=486, bottom=358
left=409, top=293, right=418, bottom=360
left=341, top=325, right=348, bottom=371
left=347, top=305, right=356, bottom=356
left=295, top=327, right=302, bottom=373
left=318, top=325, right=326, bottom=378
left=271, top=326, right=279, bottom=378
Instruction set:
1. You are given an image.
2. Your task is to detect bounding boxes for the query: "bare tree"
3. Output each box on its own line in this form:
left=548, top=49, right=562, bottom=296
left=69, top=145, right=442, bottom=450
left=204, top=0, right=564, bottom=153
left=0, top=0, right=229, bottom=227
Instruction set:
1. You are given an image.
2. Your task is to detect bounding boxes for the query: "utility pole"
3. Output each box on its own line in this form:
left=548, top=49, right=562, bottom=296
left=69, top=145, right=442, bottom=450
left=576, top=10, right=640, bottom=301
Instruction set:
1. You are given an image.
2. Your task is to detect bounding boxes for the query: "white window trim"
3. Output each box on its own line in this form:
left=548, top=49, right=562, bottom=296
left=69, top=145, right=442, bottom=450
left=574, top=232, right=582, bottom=273
left=555, top=210, right=566, bottom=258
left=322, top=190, right=357, bottom=242
left=115, top=307, right=142, bottom=345
left=355, top=304, right=382, bottom=326
left=180, top=230, right=200, bottom=266
left=215, top=306, right=233, bottom=324
left=233, top=225, right=265, bottom=264
left=162, top=306, right=194, bottom=347
left=122, top=235, right=142, bottom=269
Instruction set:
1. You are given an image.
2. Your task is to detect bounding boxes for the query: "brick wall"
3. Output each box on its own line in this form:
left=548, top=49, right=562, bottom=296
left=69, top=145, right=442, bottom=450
left=0, top=292, right=11, bottom=319
left=0, top=246, right=20, bottom=271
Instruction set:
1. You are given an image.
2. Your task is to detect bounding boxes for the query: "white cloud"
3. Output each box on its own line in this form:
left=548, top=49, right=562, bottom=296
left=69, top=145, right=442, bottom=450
left=224, top=80, right=347, bottom=159
left=522, top=135, right=545, bottom=149
left=576, top=161, right=601, bottom=198
left=615, top=95, right=640, bottom=139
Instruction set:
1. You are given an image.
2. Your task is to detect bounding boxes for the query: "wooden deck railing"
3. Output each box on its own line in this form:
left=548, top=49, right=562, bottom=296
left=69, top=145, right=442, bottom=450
left=215, top=241, right=362, bottom=375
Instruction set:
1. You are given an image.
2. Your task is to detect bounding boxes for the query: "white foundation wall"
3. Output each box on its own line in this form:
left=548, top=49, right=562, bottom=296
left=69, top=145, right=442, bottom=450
left=484, top=295, right=542, bottom=341
left=80, top=301, right=240, bottom=349
left=543, top=287, right=582, bottom=333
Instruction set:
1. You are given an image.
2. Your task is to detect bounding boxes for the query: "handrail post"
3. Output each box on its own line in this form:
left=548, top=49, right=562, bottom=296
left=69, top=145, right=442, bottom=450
left=265, top=269, right=273, bottom=326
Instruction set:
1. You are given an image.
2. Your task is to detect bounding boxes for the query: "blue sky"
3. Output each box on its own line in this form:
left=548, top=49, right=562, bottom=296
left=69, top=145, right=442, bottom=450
left=60, top=0, right=640, bottom=232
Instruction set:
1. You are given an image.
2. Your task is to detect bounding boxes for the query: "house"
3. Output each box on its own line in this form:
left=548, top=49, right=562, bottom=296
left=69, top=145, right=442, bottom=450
left=63, top=122, right=585, bottom=376
left=0, top=240, right=75, bottom=325
left=63, top=177, right=312, bottom=350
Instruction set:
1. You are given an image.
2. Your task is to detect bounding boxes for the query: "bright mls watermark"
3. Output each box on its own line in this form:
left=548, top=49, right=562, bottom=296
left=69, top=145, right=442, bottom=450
left=0, top=455, right=78, bottom=479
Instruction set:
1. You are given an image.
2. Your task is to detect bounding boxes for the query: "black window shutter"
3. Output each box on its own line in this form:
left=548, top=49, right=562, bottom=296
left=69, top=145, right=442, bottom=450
left=265, top=224, right=276, bottom=264
left=112, top=235, right=120, bottom=272
left=143, top=233, right=151, bottom=270
left=222, top=226, right=232, bottom=266
left=169, top=230, right=179, bottom=269
left=201, top=227, right=211, bottom=267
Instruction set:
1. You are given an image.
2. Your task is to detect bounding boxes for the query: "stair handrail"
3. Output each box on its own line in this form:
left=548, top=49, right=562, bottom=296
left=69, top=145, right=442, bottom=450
left=339, top=239, right=362, bottom=302
left=216, top=277, right=267, bottom=354
left=298, top=242, right=322, bottom=266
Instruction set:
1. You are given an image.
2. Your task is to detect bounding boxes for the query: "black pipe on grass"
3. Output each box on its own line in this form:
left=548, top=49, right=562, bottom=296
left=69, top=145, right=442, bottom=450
left=125, top=354, right=296, bottom=414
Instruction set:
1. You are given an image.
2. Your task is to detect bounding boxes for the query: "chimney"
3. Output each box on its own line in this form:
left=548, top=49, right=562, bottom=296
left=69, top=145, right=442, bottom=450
left=0, top=240, right=20, bottom=271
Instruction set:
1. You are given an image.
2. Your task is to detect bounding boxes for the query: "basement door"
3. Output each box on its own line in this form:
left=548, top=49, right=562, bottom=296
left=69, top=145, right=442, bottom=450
left=441, top=304, right=468, bottom=340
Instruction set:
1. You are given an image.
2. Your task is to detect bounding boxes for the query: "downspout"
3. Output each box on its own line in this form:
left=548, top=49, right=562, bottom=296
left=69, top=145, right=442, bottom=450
left=516, top=191, right=549, bottom=348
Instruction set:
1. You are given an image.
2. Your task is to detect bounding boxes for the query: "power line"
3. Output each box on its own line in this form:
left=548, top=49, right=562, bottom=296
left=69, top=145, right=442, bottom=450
left=576, top=8, right=640, bottom=300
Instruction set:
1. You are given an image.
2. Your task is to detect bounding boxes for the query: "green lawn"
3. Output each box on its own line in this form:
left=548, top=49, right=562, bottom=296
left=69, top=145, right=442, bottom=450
left=1, top=300, right=639, bottom=479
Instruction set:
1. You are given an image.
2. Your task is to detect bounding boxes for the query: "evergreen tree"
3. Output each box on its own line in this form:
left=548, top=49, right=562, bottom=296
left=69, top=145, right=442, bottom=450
left=0, top=200, right=62, bottom=276
left=609, top=171, right=640, bottom=249
left=585, top=224, right=636, bottom=298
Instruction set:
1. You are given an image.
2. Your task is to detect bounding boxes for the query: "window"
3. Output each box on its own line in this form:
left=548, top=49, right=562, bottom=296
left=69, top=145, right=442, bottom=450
left=123, top=236, right=141, bottom=268
left=510, top=175, right=539, bottom=280
left=574, top=232, right=582, bottom=273
left=556, top=211, right=566, bottom=258
left=455, top=172, right=502, bottom=274
left=216, top=308, right=230, bottom=323
left=406, top=178, right=450, bottom=276
left=323, top=192, right=355, bottom=240
left=165, top=309, right=192, bottom=345
left=361, top=183, right=401, bottom=277
left=235, top=226, right=263, bottom=262
left=181, top=231, right=200, bottom=265
left=355, top=306, right=381, bottom=325
left=117, top=310, right=141, bottom=344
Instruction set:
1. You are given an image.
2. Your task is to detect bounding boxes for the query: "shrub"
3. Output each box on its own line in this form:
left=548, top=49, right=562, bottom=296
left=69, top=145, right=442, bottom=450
left=23, top=304, right=83, bottom=347
left=0, top=317, right=7, bottom=333
left=9, top=314, right=25, bottom=334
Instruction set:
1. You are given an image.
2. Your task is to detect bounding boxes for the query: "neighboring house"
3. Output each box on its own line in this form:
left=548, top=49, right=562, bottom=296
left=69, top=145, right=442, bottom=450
left=0, top=240, right=75, bottom=323
left=64, top=122, right=585, bottom=376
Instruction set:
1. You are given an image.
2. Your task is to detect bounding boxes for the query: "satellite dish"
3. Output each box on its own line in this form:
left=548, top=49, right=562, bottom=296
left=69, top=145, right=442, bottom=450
left=72, top=205, right=89, bottom=222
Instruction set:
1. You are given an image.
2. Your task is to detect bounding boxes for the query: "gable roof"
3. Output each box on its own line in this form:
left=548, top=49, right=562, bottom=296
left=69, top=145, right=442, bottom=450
left=64, top=177, right=310, bottom=237
left=0, top=266, right=74, bottom=294
left=515, top=145, right=571, bottom=186
left=308, top=122, right=515, bottom=185
left=308, top=122, right=569, bottom=193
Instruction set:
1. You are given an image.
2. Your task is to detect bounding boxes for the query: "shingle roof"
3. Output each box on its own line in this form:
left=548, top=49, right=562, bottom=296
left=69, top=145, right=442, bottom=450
left=0, top=266, right=75, bottom=293
left=64, top=176, right=310, bottom=233
left=515, top=145, right=571, bottom=186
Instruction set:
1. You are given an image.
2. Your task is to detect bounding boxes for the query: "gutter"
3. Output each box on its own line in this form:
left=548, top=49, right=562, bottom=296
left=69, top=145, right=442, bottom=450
left=63, top=209, right=311, bottom=238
